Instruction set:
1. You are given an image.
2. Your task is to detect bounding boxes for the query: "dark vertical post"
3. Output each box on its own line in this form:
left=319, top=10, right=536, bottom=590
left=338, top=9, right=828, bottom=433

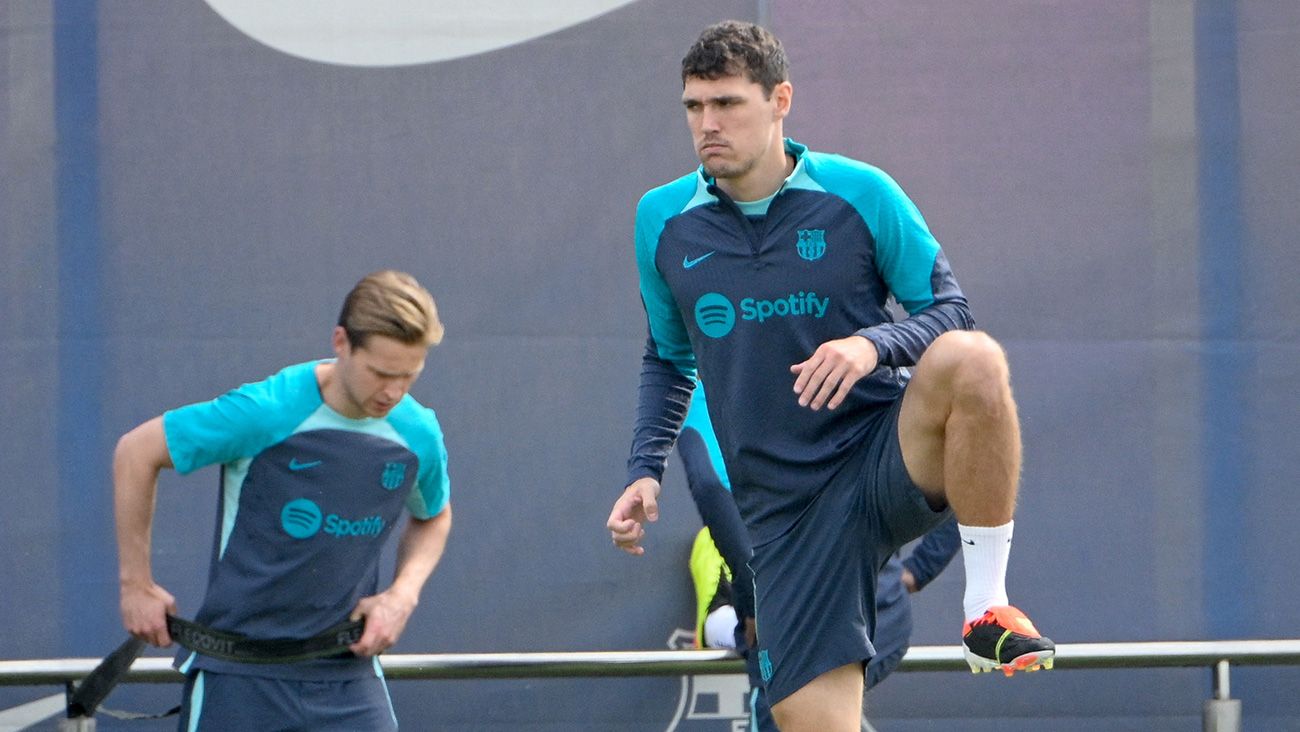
left=1195, top=0, right=1250, bottom=638
left=54, top=0, right=114, bottom=652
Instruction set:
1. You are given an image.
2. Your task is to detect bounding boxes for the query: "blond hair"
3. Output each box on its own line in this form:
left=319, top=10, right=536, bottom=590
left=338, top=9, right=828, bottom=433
left=338, top=270, right=443, bottom=348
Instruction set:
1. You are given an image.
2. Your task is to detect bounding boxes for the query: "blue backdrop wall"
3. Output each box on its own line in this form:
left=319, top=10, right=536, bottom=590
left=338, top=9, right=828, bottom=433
left=2, top=1, right=1297, bottom=729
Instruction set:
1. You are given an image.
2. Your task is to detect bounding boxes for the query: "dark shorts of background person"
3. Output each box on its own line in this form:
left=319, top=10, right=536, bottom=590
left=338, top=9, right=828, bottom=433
left=178, top=669, right=398, bottom=731
left=865, top=644, right=908, bottom=690
left=748, top=393, right=952, bottom=705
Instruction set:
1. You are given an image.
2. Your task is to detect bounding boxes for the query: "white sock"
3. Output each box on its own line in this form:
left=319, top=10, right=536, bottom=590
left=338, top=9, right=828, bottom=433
left=958, top=520, right=1013, bottom=623
left=702, top=605, right=738, bottom=649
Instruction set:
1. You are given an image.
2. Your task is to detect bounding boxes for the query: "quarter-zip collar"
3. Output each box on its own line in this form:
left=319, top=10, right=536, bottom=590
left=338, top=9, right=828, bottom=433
left=698, top=137, right=809, bottom=212
left=695, top=136, right=807, bottom=180
left=700, top=138, right=808, bottom=253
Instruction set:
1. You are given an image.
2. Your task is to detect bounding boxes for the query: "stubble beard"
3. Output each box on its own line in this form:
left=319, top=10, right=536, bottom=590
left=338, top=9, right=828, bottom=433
left=700, top=147, right=758, bottom=182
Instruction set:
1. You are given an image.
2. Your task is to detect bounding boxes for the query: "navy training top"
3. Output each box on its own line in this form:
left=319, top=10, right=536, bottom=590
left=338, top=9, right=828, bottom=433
left=163, top=360, right=450, bottom=680
left=628, top=139, right=973, bottom=545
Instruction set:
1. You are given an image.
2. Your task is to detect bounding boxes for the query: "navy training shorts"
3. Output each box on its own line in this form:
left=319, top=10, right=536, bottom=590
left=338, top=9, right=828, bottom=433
left=177, top=669, right=399, bottom=731
left=748, top=394, right=952, bottom=705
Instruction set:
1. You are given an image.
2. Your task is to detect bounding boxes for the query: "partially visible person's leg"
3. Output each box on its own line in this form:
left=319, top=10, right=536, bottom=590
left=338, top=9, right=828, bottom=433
left=679, top=426, right=755, bottom=620
left=770, top=662, right=864, bottom=732
left=689, top=527, right=734, bottom=648
left=897, top=329, right=1054, bottom=674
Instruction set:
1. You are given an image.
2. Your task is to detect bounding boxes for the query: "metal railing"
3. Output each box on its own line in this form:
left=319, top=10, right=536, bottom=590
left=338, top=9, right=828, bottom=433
left=4, top=639, right=1300, bottom=731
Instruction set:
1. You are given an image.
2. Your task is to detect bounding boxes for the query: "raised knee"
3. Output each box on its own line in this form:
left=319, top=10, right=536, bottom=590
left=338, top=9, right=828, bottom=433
left=931, top=331, right=1010, bottom=398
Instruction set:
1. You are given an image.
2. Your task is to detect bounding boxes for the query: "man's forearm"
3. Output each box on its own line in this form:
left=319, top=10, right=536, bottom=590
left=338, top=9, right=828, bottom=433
left=856, top=297, right=974, bottom=368
left=389, top=507, right=452, bottom=603
left=113, top=417, right=171, bottom=586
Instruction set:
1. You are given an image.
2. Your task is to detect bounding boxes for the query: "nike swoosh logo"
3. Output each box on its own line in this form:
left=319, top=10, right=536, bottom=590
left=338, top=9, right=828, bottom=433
left=962, top=539, right=976, bottom=545
left=683, top=251, right=716, bottom=269
left=288, top=459, right=323, bottom=471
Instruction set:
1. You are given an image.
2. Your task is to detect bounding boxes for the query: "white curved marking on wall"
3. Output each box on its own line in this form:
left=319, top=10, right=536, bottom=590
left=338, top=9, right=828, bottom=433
left=202, top=0, right=637, bottom=67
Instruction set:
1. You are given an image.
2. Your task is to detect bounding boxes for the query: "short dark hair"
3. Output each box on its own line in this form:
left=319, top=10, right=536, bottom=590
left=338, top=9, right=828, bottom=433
left=681, top=20, right=789, bottom=97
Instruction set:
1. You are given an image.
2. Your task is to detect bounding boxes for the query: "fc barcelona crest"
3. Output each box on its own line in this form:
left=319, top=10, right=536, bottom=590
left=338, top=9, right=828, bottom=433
left=381, top=462, right=407, bottom=490
left=796, top=229, right=826, bottom=261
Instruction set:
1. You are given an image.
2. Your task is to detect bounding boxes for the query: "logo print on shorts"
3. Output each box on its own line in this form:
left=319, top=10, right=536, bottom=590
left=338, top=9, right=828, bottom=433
left=381, top=462, right=407, bottom=490
left=758, top=649, right=773, bottom=682
left=694, top=292, right=736, bottom=338
left=281, top=498, right=323, bottom=539
left=796, top=229, right=826, bottom=261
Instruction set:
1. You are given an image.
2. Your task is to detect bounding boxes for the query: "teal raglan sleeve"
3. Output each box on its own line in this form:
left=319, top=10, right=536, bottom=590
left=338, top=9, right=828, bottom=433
left=626, top=180, right=699, bottom=485
left=634, top=184, right=697, bottom=374
left=809, top=154, right=974, bottom=366
left=162, top=363, right=319, bottom=475
left=395, top=405, right=450, bottom=520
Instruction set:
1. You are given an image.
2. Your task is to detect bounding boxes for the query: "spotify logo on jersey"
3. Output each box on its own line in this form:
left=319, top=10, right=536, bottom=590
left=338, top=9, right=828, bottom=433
left=694, top=290, right=832, bottom=339
left=281, top=498, right=324, bottom=539
left=280, top=498, right=386, bottom=540
left=694, top=293, right=736, bottom=338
